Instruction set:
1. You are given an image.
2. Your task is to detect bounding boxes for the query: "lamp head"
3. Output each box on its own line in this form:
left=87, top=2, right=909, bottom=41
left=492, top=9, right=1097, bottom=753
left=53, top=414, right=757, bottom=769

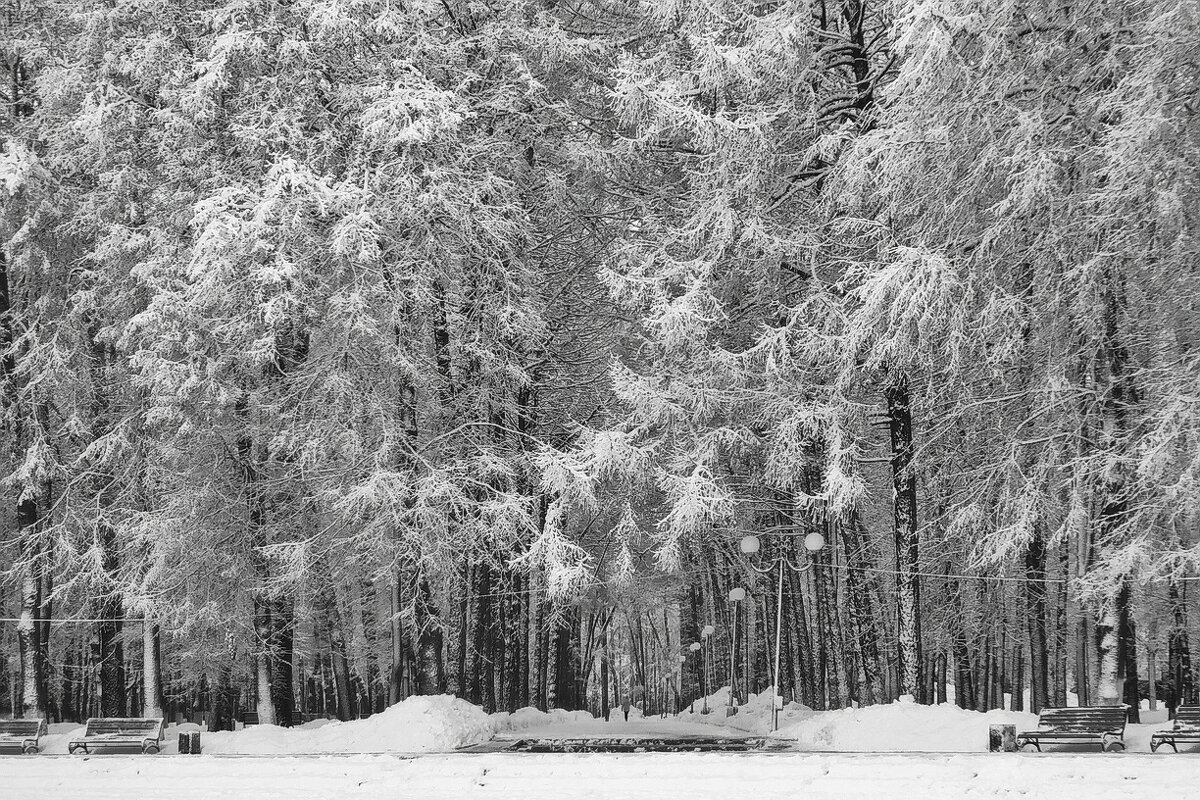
left=728, top=587, right=746, bottom=602
left=739, top=535, right=760, bottom=555
left=804, top=531, right=825, bottom=552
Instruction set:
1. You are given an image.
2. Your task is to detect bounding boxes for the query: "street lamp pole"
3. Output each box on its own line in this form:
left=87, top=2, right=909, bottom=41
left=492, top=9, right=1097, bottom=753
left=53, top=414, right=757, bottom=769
left=740, top=530, right=825, bottom=731
left=727, top=586, right=746, bottom=715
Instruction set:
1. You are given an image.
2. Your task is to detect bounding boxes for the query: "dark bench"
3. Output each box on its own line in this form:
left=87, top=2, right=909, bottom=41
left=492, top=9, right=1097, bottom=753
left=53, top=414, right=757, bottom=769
left=1151, top=706, right=1200, bottom=753
left=0, top=719, right=47, bottom=754
left=68, top=717, right=165, bottom=754
left=1016, top=706, right=1127, bottom=752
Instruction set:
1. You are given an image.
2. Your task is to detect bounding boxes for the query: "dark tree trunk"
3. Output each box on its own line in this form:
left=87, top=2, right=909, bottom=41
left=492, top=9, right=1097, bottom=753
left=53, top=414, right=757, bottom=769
left=271, top=599, right=295, bottom=725
left=16, top=494, right=43, bottom=719
left=97, top=521, right=125, bottom=718
left=1117, top=582, right=1140, bottom=723
left=553, top=606, right=582, bottom=710
left=390, top=579, right=405, bottom=704
left=840, top=513, right=882, bottom=705
left=470, top=563, right=496, bottom=711
left=1052, top=544, right=1070, bottom=707
left=252, top=593, right=277, bottom=725
left=935, top=652, right=947, bottom=704
left=1025, top=530, right=1050, bottom=713
left=815, top=530, right=850, bottom=708
left=1012, top=646, right=1025, bottom=711
left=415, top=575, right=446, bottom=695
left=1168, top=580, right=1195, bottom=712
left=785, top=551, right=817, bottom=708
left=213, top=653, right=238, bottom=732
left=949, top=578, right=973, bottom=710
left=885, top=374, right=922, bottom=699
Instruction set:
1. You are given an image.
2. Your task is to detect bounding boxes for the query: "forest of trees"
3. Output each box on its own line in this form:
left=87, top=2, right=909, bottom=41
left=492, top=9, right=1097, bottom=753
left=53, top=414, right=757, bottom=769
left=1, top=0, right=1198, bottom=729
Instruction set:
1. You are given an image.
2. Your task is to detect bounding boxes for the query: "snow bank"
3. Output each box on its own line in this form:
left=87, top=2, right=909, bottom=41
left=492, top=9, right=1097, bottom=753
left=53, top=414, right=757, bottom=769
left=679, top=686, right=817, bottom=734
left=780, top=697, right=1037, bottom=752
left=199, top=695, right=494, bottom=754
left=679, top=686, right=1041, bottom=751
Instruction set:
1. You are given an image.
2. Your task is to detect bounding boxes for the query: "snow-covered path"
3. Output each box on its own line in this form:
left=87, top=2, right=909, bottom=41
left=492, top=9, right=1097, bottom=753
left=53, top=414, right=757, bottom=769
left=1, top=751, right=1190, bottom=799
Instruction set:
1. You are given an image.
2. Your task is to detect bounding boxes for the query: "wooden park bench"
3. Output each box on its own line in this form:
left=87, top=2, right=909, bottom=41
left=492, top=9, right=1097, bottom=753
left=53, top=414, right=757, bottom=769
left=0, top=719, right=47, bottom=754
left=1151, top=706, right=1200, bottom=753
left=68, top=718, right=165, bottom=755
left=1016, top=706, right=1127, bottom=752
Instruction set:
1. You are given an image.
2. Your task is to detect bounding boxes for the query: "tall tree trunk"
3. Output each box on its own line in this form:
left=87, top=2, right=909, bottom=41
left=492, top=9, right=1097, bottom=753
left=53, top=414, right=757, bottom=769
left=553, top=605, right=582, bottom=710
left=142, top=623, right=164, bottom=719
left=97, top=527, right=125, bottom=717
left=1117, top=582, right=1139, bottom=723
left=1168, top=580, right=1195, bottom=712
left=815, top=530, right=850, bottom=708
left=1094, top=280, right=1138, bottom=716
left=841, top=513, right=882, bottom=705
left=1025, top=530, right=1050, bottom=713
left=1012, top=646, right=1025, bottom=711
left=885, top=374, right=923, bottom=699
left=457, top=564, right=471, bottom=699
left=785, top=550, right=816, bottom=707
left=599, top=622, right=610, bottom=719
left=414, top=574, right=446, bottom=695
left=16, top=495, right=42, bottom=719
left=470, top=563, right=496, bottom=711
left=253, top=595, right=278, bottom=725
left=390, top=579, right=405, bottom=704
left=1052, top=543, right=1070, bottom=707
left=271, top=598, right=295, bottom=725
left=213, top=640, right=238, bottom=732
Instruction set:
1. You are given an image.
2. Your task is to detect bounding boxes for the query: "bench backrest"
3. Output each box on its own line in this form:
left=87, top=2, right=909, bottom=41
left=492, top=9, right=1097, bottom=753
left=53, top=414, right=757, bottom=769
left=0, top=719, right=46, bottom=738
left=1174, top=706, right=1200, bottom=729
left=84, top=717, right=164, bottom=740
left=1037, top=707, right=1126, bottom=733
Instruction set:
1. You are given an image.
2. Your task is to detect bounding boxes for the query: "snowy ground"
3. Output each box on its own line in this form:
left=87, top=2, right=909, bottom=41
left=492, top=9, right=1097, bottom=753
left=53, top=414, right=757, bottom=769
left=4, top=751, right=1197, bottom=800
left=6, top=693, right=1196, bottom=798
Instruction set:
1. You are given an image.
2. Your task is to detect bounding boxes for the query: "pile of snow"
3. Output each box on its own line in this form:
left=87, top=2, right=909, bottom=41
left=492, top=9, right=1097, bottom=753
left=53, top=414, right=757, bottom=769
left=781, top=697, right=1037, bottom=752
left=679, top=685, right=818, bottom=734
left=200, top=695, right=494, bottom=754
left=604, top=704, right=646, bottom=722
left=679, top=686, right=1042, bottom=751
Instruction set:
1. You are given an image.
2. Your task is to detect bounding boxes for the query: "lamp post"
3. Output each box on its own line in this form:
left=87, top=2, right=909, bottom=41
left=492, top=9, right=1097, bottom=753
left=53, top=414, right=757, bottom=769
left=688, top=642, right=702, bottom=713
left=727, top=586, right=746, bottom=716
left=701, top=624, right=714, bottom=714
left=674, top=654, right=686, bottom=716
left=740, top=530, right=825, bottom=731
